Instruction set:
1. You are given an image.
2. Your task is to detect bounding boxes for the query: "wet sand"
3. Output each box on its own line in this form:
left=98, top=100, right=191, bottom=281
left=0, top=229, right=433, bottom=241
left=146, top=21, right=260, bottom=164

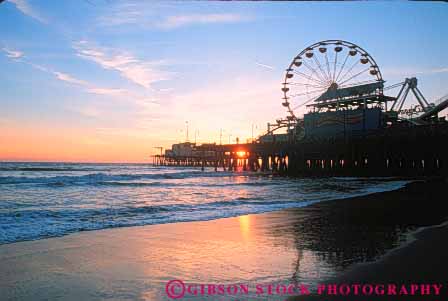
left=0, top=178, right=447, bottom=300
left=290, top=178, right=448, bottom=301
left=290, top=222, right=448, bottom=301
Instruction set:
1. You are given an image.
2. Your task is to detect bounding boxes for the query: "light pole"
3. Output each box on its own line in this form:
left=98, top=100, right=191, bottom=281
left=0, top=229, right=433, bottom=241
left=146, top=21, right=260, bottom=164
left=194, top=130, right=199, bottom=144
left=185, top=121, right=189, bottom=142
left=251, top=124, right=258, bottom=143
left=252, top=124, right=255, bottom=143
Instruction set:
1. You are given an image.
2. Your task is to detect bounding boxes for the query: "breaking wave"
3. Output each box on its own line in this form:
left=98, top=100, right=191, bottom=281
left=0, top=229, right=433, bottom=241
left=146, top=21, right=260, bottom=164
left=0, top=162, right=409, bottom=244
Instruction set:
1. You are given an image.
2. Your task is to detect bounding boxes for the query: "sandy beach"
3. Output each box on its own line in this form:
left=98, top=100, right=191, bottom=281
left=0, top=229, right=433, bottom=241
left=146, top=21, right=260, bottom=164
left=2, top=1, right=448, bottom=300
left=291, top=223, right=448, bottom=300
left=1, top=178, right=447, bottom=300
left=290, top=178, right=448, bottom=301
left=291, top=222, right=448, bottom=301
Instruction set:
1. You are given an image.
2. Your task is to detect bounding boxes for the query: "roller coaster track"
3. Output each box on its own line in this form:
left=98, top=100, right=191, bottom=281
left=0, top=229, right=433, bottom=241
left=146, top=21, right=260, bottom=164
left=386, top=78, right=448, bottom=123
left=417, top=93, right=448, bottom=120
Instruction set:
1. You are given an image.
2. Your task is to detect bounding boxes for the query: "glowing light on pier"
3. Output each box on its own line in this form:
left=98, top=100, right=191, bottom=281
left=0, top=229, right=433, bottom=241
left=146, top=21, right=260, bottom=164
left=237, top=151, right=247, bottom=158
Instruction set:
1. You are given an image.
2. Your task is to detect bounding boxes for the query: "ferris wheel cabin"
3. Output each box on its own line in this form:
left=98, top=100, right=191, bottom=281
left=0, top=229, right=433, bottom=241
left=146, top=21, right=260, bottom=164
left=270, top=39, right=448, bottom=141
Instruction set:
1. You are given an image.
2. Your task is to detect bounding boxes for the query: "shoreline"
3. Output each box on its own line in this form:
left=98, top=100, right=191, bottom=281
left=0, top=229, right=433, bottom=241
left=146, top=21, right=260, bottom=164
left=1, top=177, right=447, bottom=300
left=0, top=175, right=413, bottom=246
left=288, top=177, right=448, bottom=300
left=290, top=220, right=448, bottom=301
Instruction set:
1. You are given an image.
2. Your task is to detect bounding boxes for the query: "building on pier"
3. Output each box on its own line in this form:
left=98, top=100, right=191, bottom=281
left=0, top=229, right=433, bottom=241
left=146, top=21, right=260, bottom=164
left=152, top=40, right=448, bottom=176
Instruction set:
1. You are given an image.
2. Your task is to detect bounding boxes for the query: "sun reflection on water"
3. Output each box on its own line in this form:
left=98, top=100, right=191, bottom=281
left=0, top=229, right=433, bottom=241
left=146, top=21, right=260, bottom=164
left=238, top=215, right=251, bottom=241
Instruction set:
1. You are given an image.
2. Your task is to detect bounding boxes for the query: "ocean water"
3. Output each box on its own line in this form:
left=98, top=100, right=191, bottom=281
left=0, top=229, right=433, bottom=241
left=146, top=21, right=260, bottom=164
left=0, top=162, right=409, bottom=245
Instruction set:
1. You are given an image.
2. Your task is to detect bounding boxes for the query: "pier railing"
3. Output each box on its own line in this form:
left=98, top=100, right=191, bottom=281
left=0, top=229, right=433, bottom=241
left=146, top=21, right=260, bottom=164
left=152, top=123, right=448, bottom=176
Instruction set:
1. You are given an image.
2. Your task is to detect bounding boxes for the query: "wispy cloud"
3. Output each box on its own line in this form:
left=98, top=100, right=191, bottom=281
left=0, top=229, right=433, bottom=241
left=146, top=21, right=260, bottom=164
left=28, top=62, right=160, bottom=120
left=86, top=88, right=127, bottom=96
left=7, top=0, right=47, bottom=23
left=27, top=63, right=90, bottom=88
left=425, top=67, right=448, bottom=74
left=2, top=47, right=24, bottom=59
left=4, top=48, right=161, bottom=114
left=46, top=68, right=134, bottom=99
left=53, top=71, right=89, bottom=86
left=157, top=14, right=252, bottom=29
left=255, top=61, right=275, bottom=70
left=97, top=2, right=253, bottom=29
left=29, top=63, right=92, bottom=89
left=384, top=66, right=448, bottom=79
left=97, top=2, right=151, bottom=27
left=73, top=41, right=170, bottom=90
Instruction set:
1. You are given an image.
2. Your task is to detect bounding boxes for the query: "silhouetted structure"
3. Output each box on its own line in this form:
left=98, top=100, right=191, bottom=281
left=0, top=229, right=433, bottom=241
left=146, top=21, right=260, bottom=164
left=153, top=40, right=448, bottom=176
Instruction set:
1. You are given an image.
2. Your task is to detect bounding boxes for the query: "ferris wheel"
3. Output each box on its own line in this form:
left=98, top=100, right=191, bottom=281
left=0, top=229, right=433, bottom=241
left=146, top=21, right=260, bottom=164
left=281, top=40, right=383, bottom=118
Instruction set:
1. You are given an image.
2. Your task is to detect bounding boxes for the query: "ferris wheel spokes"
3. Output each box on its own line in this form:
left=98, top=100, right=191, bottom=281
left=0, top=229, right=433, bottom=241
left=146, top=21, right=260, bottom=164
left=282, top=40, right=383, bottom=118
left=302, top=61, right=328, bottom=84
left=337, top=59, right=363, bottom=85
left=334, top=51, right=351, bottom=83
left=287, top=82, right=327, bottom=89
left=292, top=70, right=328, bottom=86
left=289, top=87, right=328, bottom=99
left=312, top=55, right=331, bottom=83
left=339, top=67, right=371, bottom=86
left=292, top=94, right=323, bottom=111
left=324, top=51, right=332, bottom=83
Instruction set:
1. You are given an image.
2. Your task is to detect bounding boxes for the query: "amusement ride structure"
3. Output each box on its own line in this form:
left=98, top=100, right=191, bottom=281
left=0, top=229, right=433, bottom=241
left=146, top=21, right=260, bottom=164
left=155, top=40, right=448, bottom=176
left=263, top=40, right=448, bottom=141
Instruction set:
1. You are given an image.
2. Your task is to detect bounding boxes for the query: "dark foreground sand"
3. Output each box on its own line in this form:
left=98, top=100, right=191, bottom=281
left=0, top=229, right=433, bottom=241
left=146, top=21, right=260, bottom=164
left=290, top=178, right=448, bottom=301
left=0, top=178, right=447, bottom=300
left=290, top=221, right=448, bottom=301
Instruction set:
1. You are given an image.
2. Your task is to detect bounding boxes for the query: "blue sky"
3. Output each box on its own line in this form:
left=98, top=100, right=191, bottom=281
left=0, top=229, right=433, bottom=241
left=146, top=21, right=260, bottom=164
left=1, top=0, right=447, bottom=161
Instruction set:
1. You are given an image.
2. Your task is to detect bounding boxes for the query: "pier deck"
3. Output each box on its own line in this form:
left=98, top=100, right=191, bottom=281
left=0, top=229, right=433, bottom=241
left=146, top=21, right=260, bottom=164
left=152, top=123, right=448, bottom=177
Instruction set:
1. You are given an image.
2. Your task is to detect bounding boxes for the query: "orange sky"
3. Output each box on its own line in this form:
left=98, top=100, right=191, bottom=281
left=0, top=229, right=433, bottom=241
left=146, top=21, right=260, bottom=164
left=2, top=1, right=447, bottom=163
left=1, top=125, right=159, bottom=163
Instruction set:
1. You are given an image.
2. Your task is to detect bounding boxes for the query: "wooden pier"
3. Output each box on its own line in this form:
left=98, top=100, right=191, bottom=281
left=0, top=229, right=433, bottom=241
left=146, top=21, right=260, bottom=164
left=152, top=123, right=448, bottom=177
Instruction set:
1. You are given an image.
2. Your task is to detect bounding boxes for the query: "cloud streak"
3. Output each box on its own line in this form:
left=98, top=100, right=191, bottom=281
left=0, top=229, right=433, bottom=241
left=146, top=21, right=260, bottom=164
left=5, top=53, right=131, bottom=99
left=425, top=67, right=448, bottom=75
left=384, top=66, right=448, bottom=79
left=86, top=88, right=127, bottom=96
left=3, top=48, right=161, bottom=112
left=255, top=62, right=275, bottom=70
left=157, top=14, right=252, bottom=29
left=26, top=62, right=161, bottom=120
left=7, top=0, right=47, bottom=23
left=2, top=47, right=24, bottom=59
left=54, top=71, right=89, bottom=86
left=74, top=41, right=170, bottom=89
left=97, top=2, right=253, bottom=29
